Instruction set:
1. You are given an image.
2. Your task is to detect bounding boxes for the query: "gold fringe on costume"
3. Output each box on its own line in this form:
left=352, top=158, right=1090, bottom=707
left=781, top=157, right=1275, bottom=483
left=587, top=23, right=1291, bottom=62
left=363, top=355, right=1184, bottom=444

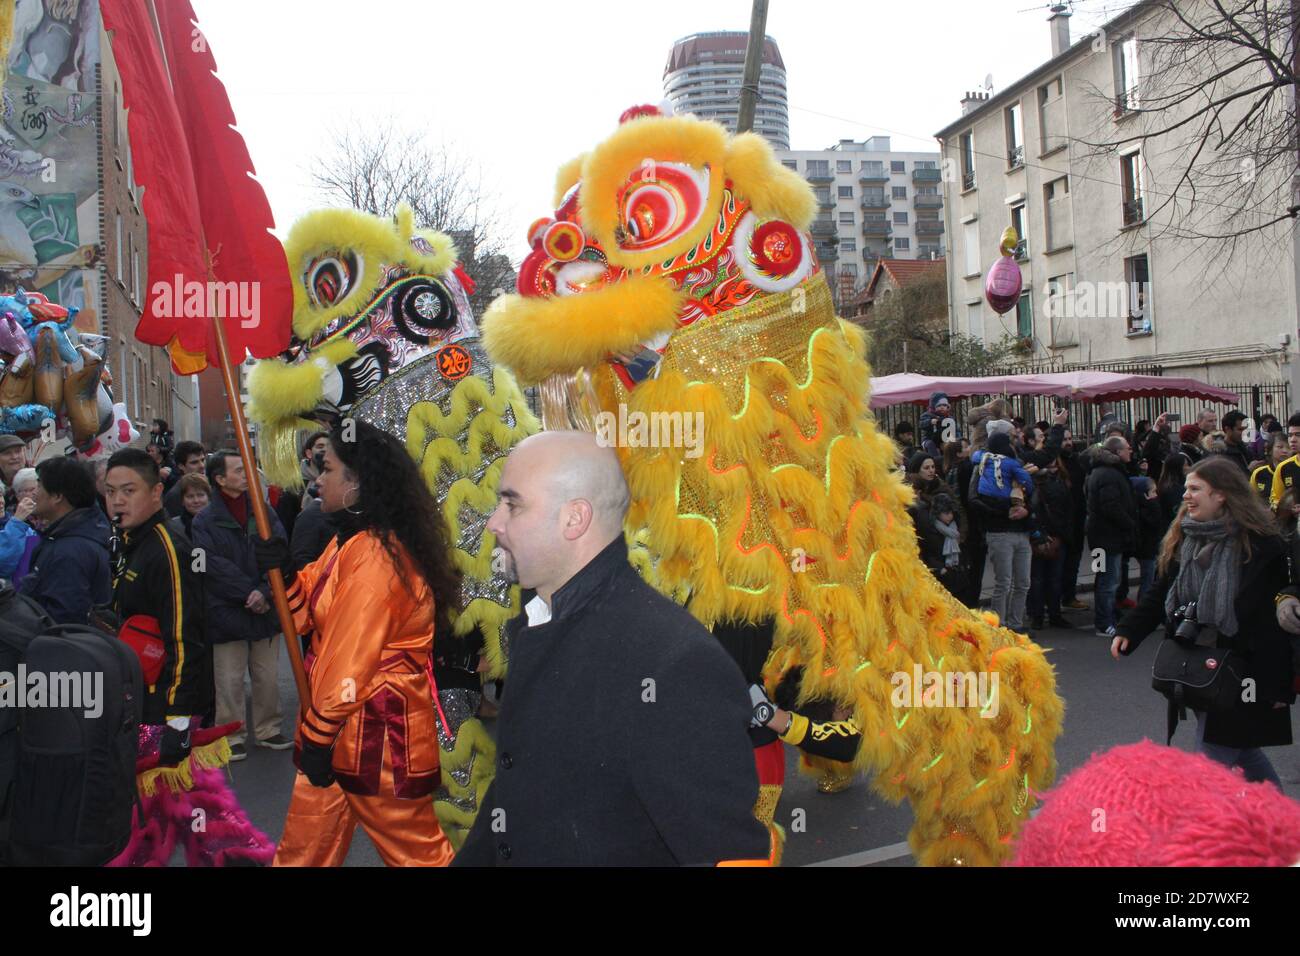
left=137, top=736, right=233, bottom=798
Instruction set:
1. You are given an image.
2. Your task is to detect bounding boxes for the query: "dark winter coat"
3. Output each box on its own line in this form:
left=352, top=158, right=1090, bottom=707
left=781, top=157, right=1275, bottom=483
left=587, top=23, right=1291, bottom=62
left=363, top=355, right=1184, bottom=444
left=190, top=492, right=283, bottom=644
left=1117, top=531, right=1294, bottom=749
left=1031, top=470, right=1071, bottom=541
left=455, top=536, right=769, bottom=866
left=1212, top=439, right=1252, bottom=476
left=1084, top=448, right=1138, bottom=553
left=18, top=506, right=111, bottom=625
left=1133, top=491, right=1164, bottom=561
left=289, top=497, right=339, bottom=574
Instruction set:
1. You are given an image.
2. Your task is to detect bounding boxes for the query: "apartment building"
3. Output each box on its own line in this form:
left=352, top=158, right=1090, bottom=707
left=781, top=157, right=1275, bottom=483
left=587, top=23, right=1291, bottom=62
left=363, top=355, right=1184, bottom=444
left=664, top=32, right=790, bottom=149
left=777, top=137, right=944, bottom=308
left=936, top=2, right=1300, bottom=398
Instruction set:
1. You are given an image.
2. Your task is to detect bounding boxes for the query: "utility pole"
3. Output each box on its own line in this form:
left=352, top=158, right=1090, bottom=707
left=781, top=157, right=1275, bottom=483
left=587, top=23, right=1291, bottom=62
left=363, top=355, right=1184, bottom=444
left=735, top=0, right=770, bottom=134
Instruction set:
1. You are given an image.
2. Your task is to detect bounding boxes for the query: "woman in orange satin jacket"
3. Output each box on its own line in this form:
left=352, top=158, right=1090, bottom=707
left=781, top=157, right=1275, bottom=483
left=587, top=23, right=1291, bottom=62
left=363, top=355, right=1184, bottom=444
left=260, top=418, right=464, bottom=867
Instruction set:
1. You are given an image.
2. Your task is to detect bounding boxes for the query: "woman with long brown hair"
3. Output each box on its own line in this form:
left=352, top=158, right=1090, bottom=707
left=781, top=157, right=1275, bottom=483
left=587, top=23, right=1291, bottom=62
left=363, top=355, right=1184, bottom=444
left=1110, top=457, right=1293, bottom=785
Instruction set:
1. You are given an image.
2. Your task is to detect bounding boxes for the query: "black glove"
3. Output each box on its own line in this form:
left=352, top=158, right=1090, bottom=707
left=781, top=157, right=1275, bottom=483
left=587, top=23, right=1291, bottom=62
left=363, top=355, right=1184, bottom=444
left=296, top=739, right=336, bottom=788
left=158, top=723, right=192, bottom=767
left=252, top=535, right=293, bottom=579
left=748, top=682, right=776, bottom=728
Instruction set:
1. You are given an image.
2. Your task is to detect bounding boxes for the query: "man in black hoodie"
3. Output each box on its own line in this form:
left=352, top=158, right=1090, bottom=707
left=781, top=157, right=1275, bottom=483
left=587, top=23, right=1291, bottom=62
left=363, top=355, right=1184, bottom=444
left=455, top=431, right=770, bottom=866
left=1084, top=435, right=1138, bottom=638
left=19, top=456, right=111, bottom=624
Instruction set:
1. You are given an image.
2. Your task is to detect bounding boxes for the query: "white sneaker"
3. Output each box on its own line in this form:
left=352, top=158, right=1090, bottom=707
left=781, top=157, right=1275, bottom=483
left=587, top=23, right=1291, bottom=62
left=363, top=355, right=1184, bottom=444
left=1095, top=627, right=1116, bottom=639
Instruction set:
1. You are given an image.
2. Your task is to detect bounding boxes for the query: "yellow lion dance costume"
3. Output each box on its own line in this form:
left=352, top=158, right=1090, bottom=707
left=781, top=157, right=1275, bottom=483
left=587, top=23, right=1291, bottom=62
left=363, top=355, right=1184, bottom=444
left=482, top=105, right=1063, bottom=866
left=247, top=206, right=537, bottom=849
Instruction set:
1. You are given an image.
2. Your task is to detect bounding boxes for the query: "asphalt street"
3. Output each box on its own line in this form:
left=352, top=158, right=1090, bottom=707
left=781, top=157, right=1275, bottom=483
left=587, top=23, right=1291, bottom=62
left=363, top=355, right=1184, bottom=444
left=227, top=566, right=1300, bottom=867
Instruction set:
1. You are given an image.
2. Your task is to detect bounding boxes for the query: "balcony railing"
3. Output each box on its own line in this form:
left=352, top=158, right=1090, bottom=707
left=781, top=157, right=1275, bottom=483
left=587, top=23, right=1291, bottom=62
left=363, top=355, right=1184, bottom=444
left=1122, top=197, right=1144, bottom=226
left=861, top=195, right=890, bottom=210
left=915, top=219, right=945, bottom=236
left=818, top=241, right=839, bottom=261
left=914, top=193, right=943, bottom=208
left=807, top=172, right=834, bottom=184
left=862, top=220, right=892, bottom=237
left=912, top=167, right=941, bottom=183
left=811, top=220, right=837, bottom=237
left=961, top=171, right=976, bottom=191
left=818, top=198, right=836, bottom=211
left=859, top=169, right=888, bottom=184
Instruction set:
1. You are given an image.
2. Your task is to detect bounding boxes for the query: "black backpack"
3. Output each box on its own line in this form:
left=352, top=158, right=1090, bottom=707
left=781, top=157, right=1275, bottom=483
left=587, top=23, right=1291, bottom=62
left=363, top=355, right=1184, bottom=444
left=0, top=585, right=53, bottom=858
left=0, top=586, right=142, bottom=866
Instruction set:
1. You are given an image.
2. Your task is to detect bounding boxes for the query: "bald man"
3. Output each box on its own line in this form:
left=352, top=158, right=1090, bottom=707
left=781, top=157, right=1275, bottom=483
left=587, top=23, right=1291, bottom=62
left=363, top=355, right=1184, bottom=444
left=454, top=431, right=771, bottom=866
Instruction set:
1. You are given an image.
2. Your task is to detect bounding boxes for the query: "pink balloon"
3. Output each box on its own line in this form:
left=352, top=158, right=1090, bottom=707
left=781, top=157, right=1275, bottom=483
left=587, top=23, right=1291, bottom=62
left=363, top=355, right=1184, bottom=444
left=985, top=256, right=1023, bottom=315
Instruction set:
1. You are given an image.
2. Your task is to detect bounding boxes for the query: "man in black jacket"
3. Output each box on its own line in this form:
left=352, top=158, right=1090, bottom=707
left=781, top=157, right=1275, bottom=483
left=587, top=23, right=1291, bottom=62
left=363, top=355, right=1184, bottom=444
left=1085, top=436, right=1138, bottom=638
left=19, top=456, right=111, bottom=624
left=104, top=449, right=212, bottom=753
left=191, top=450, right=289, bottom=760
left=455, top=431, right=771, bottom=866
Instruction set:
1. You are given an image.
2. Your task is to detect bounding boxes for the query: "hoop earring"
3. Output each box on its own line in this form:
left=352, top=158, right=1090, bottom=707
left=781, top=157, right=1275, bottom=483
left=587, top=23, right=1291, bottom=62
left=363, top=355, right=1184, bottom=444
left=344, top=487, right=363, bottom=515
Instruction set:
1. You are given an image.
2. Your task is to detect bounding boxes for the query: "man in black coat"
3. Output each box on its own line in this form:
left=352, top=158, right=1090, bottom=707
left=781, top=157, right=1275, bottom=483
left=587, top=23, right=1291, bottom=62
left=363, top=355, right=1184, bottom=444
left=19, top=456, right=111, bottom=624
left=1085, top=436, right=1138, bottom=638
left=190, top=450, right=290, bottom=760
left=455, top=431, right=771, bottom=866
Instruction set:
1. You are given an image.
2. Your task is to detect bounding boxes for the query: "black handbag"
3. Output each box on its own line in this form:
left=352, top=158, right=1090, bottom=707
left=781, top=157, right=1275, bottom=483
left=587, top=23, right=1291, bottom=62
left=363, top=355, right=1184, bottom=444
left=1150, top=632, right=1241, bottom=744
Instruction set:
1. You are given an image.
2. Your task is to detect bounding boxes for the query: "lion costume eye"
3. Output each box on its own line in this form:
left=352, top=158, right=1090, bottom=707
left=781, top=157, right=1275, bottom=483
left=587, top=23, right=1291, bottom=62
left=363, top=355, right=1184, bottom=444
left=305, top=252, right=362, bottom=308
left=615, top=162, right=709, bottom=252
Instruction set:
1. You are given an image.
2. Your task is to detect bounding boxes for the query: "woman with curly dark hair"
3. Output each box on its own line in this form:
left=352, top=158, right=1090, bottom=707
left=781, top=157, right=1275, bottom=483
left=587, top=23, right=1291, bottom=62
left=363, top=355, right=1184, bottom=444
left=258, top=417, right=459, bottom=866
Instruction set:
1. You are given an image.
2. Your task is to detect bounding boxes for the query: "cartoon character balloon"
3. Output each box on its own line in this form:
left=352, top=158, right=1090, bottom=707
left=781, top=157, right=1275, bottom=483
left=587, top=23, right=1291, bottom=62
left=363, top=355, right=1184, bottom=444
left=984, top=226, right=1023, bottom=315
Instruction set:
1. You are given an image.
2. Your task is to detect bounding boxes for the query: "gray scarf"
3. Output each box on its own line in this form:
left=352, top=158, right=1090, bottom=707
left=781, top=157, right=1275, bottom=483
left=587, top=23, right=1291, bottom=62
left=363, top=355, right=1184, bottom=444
left=935, top=517, right=961, bottom=566
left=1164, top=516, right=1240, bottom=636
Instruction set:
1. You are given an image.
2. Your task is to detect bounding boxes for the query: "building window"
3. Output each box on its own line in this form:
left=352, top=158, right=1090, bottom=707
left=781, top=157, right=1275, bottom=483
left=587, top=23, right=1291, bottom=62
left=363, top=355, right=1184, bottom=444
left=967, top=301, right=985, bottom=340
left=1038, top=76, right=1064, bottom=153
left=1010, top=203, right=1028, bottom=259
left=841, top=238, right=857, bottom=253
left=114, top=213, right=122, bottom=282
left=838, top=185, right=853, bottom=198
left=1005, top=102, right=1024, bottom=168
left=118, top=338, right=130, bottom=412
left=890, top=160, right=905, bottom=173
left=815, top=186, right=832, bottom=203
left=1044, top=176, right=1070, bottom=249
left=840, top=262, right=858, bottom=278
left=865, top=212, right=887, bottom=221
left=1016, top=291, right=1033, bottom=340
left=839, top=211, right=855, bottom=225
left=781, top=159, right=797, bottom=170
left=915, top=160, right=937, bottom=170
left=1121, top=152, right=1144, bottom=225
left=960, top=132, right=976, bottom=190
left=963, top=220, right=980, bottom=275
left=132, top=248, right=140, bottom=306
left=1115, top=35, right=1140, bottom=113
left=895, top=237, right=910, bottom=251
left=807, top=159, right=830, bottom=177
left=893, top=211, right=908, bottom=225
left=892, top=186, right=907, bottom=199
left=918, top=244, right=942, bottom=259
left=1046, top=272, right=1074, bottom=324
left=836, top=160, right=852, bottom=173
left=863, top=187, right=886, bottom=205
left=1124, top=253, right=1152, bottom=333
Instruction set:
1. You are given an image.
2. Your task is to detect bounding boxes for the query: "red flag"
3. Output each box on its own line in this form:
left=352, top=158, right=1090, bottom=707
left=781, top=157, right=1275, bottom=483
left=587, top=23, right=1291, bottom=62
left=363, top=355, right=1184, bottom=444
left=100, top=0, right=291, bottom=373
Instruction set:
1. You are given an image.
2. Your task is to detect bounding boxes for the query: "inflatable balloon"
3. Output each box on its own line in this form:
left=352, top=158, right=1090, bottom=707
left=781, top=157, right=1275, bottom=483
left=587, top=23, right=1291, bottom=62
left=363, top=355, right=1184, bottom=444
left=984, top=226, right=1023, bottom=315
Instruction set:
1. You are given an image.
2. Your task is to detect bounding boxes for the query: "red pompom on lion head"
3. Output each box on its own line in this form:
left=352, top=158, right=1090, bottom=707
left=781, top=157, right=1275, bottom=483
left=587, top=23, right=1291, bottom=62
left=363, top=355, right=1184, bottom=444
left=618, top=104, right=663, bottom=125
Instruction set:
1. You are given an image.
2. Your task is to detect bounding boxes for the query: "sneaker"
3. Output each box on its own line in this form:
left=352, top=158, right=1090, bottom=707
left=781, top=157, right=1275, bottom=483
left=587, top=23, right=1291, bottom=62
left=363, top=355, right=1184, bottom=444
left=1062, top=599, right=1088, bottom=610
left=1095, top=627, right=1116, bottom=639
left=229, top=742, right=247, bottom=761
left=256, top=734, right=294, bottom=751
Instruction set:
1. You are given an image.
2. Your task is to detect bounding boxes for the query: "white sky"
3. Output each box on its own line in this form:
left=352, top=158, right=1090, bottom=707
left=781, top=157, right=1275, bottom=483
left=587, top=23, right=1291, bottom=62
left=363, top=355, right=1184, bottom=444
left=189, top=0, right=1128, bottom=259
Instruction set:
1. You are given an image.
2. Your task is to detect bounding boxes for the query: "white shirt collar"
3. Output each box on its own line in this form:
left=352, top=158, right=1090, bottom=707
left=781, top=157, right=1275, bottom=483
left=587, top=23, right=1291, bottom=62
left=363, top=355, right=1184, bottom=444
left=524, top=594, right=552, bottom=627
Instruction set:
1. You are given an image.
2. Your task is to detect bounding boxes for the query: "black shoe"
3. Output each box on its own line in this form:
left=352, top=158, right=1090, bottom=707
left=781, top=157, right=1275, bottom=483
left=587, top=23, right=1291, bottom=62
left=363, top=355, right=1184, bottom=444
left=1029, top=617, right=1044, bottom=630
left=1048, top=616, right=1071, bottom=628
left=256, top=733, right=294, bottom=751
left=229, top=742, right=247, bottom=762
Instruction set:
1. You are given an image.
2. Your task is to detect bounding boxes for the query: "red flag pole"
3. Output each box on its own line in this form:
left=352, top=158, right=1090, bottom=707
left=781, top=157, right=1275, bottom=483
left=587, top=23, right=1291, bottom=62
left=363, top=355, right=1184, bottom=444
left=209, top=299, right=310, bottom=716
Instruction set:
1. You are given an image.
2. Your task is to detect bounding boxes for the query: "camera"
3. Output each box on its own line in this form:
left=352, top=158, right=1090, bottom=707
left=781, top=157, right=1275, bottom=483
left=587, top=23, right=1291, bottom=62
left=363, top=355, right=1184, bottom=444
left=1173, top=601, right=1199, bottom=641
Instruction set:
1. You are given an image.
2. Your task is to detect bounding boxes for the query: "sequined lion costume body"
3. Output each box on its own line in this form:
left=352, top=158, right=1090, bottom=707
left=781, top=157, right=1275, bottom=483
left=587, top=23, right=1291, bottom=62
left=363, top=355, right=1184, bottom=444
left=482, top=106, right=1064, bottom=866
left=247, top=206, right=537, bottom=849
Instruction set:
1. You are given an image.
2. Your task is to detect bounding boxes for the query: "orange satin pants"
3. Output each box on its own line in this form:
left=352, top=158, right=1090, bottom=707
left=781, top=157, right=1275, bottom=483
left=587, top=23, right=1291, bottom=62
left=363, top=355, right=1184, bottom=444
left=273, top=773, right=454, bottom=867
